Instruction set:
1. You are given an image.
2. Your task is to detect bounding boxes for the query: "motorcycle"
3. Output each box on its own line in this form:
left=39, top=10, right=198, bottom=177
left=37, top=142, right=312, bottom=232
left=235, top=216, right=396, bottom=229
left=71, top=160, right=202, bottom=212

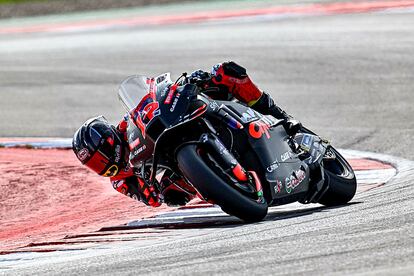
left=118, top=72, right=357, bottom=222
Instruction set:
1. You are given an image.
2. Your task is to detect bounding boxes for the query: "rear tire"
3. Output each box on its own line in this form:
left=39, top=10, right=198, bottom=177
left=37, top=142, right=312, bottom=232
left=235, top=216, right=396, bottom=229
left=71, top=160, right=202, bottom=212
left=176, top=145, right=268, bottom=222
left=318, top=147, right=357, bottom=206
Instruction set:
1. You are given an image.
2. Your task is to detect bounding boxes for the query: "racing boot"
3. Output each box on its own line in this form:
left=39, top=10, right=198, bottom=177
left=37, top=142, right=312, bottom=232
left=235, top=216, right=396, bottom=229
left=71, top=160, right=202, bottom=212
left=251, top=92, right=302, bottom=136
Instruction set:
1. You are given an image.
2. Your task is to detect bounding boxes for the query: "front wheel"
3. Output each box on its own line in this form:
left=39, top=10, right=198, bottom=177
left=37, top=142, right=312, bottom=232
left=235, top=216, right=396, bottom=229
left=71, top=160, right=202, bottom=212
left=318, top=147, right=357, bottom=206
left=176, top=145, right=268, bottom=222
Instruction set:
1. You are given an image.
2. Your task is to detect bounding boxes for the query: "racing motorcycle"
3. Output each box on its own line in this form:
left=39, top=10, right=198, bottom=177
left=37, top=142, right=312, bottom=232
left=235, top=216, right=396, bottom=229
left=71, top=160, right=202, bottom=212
left=118, top=73, right=357, bottom=222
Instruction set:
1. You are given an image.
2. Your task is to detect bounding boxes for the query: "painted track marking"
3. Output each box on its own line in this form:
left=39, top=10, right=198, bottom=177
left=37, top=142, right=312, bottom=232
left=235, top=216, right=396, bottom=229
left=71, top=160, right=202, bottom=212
left=1, top=1, right=414, bottom=34
left=0, top=144, right=401, bottom=257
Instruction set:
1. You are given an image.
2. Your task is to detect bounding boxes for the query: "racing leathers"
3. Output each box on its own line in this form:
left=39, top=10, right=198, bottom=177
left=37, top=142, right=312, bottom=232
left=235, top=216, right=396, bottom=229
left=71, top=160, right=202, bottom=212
left=109, top=116, right=163, bottom=207
left=110, top=61, right=300, bottom=207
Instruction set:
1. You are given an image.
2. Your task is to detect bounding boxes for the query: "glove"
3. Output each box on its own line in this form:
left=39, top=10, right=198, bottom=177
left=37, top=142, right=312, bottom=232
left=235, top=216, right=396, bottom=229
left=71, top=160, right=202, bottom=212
left=137, top=177, right=163, bottom=207
left=189, top=69, right=211, bottom=87
left=210, top=61, right=263, bottom=105
left=112, top=176, right=163, bottom=207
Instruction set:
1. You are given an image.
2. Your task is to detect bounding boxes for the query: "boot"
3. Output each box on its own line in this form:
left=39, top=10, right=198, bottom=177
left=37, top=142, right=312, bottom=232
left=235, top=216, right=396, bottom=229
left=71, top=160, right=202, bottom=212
left=251, top=92, right=301, bottom=135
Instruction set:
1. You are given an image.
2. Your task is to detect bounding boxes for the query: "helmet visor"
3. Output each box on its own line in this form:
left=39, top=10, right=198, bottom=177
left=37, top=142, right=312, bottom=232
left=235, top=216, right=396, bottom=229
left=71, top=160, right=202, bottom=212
left=85, top=151, right=110, bottom=175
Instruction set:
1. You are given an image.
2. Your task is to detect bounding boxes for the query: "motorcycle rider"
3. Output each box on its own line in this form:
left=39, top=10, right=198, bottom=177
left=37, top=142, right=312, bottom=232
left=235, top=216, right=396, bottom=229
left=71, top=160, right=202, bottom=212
left=72, top=61, right=301, bottom=207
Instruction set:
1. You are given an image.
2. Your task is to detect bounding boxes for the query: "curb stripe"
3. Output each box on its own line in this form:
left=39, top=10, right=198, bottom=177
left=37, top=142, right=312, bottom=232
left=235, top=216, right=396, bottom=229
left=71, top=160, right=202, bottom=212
left=0, top=138, right=395, bottom=172
left=0, top=148, right=404, bottom=255
left=347, top=158, right=393, bottom=170
left=1, top=1, right=414, bottom=34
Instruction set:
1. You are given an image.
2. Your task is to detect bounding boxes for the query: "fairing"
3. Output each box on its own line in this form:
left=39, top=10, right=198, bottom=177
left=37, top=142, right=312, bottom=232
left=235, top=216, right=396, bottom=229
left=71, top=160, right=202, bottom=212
left=118, top=73, right=206, bottom=165
left=215, top=101, right=311, bottom=204
left=118, top=73, right=172, bottom=112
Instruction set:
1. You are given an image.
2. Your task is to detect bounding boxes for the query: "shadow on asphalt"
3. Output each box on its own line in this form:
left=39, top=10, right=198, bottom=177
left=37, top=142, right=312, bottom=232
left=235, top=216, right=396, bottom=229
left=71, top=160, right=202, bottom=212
left=265, top=201, right=362, bottom=222
left=99, top=202, right=362, bottom=232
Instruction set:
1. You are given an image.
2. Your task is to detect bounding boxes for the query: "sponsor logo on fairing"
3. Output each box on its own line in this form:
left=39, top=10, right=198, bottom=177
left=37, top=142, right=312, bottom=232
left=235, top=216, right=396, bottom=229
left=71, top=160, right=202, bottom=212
left=285, top=169, right=306, bottom=193
left=164, top=89, right=175, bottom=104
left=267, top=160, right=280, bottom=173
left=209, top=101, right=219, bottom=111
left=241, top=108, right=258, bottom=123
left=129, top=138, right=141, bottom=150
left=249, top=120, right=271, bottom=139
left=142, top=102, right=160, bottom=121
left=164, top=84, right=177, bottom=104
left=248, top=116, right=278, bottom=139
left=133, top=144, right=147, bottom=156
left=170, top=93, right=181, bottom=112
left=281, top=151, right=292, bottom=162
left=274, top=180, right=283, bottom=194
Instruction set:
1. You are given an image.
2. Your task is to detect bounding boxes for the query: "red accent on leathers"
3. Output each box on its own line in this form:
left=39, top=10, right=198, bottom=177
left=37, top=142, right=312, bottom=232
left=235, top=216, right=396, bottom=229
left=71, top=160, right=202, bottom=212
left=110, top=116, right=162, bottom=207
left=108, top=62, right=265, bottom=208
left=115, top=182, right=129, bottom=195
left=110, top=165, right=134, bottom=181
left=211, top=64, right=263, bottom=105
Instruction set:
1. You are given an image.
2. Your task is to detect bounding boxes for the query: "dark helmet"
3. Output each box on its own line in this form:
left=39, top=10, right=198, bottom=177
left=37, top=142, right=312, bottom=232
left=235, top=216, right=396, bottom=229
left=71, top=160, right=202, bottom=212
left=72, top=116, right=127, bottom=177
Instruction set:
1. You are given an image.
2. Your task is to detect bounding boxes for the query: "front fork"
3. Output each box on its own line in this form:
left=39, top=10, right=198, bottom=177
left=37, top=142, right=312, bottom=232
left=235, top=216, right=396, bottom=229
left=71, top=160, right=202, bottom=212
left=199, top=133, right=264, bottom=200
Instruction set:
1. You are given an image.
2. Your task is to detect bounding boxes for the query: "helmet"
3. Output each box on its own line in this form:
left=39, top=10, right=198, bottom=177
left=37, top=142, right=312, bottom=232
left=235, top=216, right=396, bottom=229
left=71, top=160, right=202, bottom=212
left=72, top=116, right=127, bottom=177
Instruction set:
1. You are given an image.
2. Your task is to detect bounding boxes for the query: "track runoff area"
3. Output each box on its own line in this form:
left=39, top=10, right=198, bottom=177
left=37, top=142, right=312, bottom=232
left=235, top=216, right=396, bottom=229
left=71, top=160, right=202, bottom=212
left=1, top=0, right=414, bottom=272
left=0, top=136, right=407, bottom=257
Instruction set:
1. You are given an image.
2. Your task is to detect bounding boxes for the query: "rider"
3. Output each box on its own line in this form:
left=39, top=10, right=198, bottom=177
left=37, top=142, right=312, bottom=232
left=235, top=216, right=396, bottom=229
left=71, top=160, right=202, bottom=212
left=72, top=61, right=301, bottom=207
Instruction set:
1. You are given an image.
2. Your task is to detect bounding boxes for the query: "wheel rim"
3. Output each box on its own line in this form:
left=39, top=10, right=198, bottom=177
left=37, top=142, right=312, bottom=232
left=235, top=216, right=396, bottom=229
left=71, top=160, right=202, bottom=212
left=199, top=149, right=263, bottom=202
left=322, top=147, right=354, bottom=179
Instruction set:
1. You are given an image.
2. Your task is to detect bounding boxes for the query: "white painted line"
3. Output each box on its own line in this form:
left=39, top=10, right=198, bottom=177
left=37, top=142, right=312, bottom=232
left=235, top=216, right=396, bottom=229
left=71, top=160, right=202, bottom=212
left=0, top=138, right=72, bottom=148
left=127, top=150, right=399, bottom=223
left=355, top=169, right=396, bottom=184
left=0, top=139, right=401, bottom=225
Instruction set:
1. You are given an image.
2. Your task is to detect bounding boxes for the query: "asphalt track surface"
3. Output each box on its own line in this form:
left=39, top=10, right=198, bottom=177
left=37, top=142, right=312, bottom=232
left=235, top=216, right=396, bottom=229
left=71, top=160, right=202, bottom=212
left=1, top=1, right=414, bottom=275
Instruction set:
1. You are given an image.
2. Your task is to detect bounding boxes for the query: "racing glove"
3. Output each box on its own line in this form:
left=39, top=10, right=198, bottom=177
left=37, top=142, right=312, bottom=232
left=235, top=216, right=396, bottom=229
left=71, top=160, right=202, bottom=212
left=112, top=176, right=163, bottom=207
left=189, top=69, right=211, bottom=87
left=210, top=61, right=263, bottom=106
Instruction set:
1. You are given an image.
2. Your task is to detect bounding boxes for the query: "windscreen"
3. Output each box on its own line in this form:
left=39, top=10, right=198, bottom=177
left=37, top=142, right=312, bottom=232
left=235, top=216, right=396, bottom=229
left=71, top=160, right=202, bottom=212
left=118, top=75, right=150, bottom=112
left=118, top=73, right=172, bottom=113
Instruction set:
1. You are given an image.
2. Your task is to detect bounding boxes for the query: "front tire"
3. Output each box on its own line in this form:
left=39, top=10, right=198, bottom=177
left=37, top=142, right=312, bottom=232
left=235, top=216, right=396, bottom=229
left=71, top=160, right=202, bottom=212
left=318, top=147, right=357, bottom=206
left=176, top=145, right=268, bottom=222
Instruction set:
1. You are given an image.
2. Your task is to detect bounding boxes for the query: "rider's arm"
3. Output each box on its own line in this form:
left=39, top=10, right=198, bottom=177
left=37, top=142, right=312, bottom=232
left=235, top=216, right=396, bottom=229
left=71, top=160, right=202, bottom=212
left=191, top=61, right=301, bottom=134
left=190, top=61, right=263, bottom=105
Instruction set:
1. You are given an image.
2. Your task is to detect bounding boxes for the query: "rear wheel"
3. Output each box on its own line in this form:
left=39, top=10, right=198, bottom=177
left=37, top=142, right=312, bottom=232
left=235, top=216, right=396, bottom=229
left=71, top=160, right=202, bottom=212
left=318, top=147, right=357, bottom=206
left=176, top=145, right=268, bottom=222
